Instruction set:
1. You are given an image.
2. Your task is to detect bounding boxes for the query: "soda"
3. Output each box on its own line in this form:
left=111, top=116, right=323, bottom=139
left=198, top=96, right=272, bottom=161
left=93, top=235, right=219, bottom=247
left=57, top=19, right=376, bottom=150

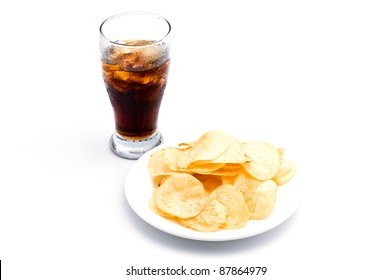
left=101, top=40, right=170, bottom=140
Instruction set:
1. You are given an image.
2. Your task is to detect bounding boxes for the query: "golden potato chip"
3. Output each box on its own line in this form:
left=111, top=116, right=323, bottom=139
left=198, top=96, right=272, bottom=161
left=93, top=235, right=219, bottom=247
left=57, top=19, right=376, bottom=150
left=155, top=176, right=169, bottom=187
left=179, top=196, right=228, bottom=232
left=154, top=173, right=206, bottom=219
left=277, top=147, right=285, bottom=157
left=179, top=130, right=232, bottom=167
left=204, top=133, right=248, bottom=164
left=210, top=184, right=249, bottom=229
left=196, top=164, right=243, bottom=176
left=241, top=141, right=280, bottom=181
left=193, top=174, right=223, bottom=193
left=182, top=162, right=225, bottom=173
left=177, top=142, right=195, bottom=149
left=233, top=174, right=276, bottom=219
left=163, top=147, right=187, bottom=171
left=149, top=194, right=175, bottom=218
left=233, top=173, right=261, bottom=195
left=245, top=180, right=277, bottom=220
left=273, top=158, right=297, bottom=186
left=148, top=148, right=174, bottom=177
left=147, top=130, right=296, bottom=232
left=221, top=175, right=236, bottom=185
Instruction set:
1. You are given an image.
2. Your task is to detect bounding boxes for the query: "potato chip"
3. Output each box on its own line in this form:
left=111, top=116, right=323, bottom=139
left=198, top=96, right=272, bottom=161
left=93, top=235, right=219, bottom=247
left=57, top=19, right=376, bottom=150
left=233, top=172, right=248, bottom=192
left=277, top=147, right=285, bottom=157
left=149, top=195, right=175, bottom=218
left=210, top=184, right=249, bottom=229
left=233, top=174, right=277, bottom=219
left=245, top=180, right=277, bottom=220
left=204, top=132, right=247, bottom=164
left=177, top=142, right=195, bottom=149
left=179, top=130, right=233, bottom=167
left=154, top=173, right=206, bottom=219
left=193, top=174, right=223, bottom=193
left=221, top=175, right=237, bottom=185
left=155, top=176, right=169, bottom=187
left=241, top=141, right=280, bottom=181
left=148, top=148, right=174, bottom=177
left=273, top=158, right=297, bottom=186
left=147, top=130, right=296, bottom=232
left=182, top=162, right=225, bottom=173
left=163, top=146, right=187, bottom=171
left=196, top=165, right=243, bottom=176
left=179, top=196, right=228, bottom=232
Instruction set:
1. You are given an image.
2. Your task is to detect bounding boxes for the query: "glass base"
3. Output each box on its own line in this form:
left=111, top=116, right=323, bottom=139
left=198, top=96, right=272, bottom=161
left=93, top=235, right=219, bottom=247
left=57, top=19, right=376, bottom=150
left=109, top=131, right=163, bottom=160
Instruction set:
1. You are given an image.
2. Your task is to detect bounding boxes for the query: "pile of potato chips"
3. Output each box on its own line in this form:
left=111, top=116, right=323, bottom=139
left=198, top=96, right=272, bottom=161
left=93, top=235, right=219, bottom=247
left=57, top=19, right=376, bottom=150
left=148, top=130, right=296, bottom=232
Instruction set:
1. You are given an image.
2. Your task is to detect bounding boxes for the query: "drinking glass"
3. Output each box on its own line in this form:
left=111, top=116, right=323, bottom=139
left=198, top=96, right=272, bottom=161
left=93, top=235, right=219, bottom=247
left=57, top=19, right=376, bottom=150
left=99, top=12, right=171, bottom=159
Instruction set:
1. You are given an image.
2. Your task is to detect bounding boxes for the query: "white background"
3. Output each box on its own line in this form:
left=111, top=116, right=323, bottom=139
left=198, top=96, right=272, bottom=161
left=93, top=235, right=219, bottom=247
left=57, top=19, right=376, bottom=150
left=1, top=0, right=390, bottom=279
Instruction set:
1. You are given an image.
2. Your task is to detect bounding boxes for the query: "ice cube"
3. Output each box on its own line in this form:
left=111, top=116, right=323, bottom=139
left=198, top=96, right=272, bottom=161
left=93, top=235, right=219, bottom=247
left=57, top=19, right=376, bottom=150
left=119, top=52, right=144, bottom=71
left=102, top=45, right=123, bottom=64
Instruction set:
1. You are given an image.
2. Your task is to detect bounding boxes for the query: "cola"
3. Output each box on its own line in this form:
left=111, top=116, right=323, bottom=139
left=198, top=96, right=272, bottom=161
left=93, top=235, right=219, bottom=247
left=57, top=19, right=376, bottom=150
left=101, top=40, right=170, bottom=140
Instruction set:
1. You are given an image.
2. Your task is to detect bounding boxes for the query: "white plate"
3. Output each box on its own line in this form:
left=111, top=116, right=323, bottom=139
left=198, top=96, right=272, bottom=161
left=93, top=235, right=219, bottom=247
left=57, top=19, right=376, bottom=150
left=124, top=146, right=300, bottom=241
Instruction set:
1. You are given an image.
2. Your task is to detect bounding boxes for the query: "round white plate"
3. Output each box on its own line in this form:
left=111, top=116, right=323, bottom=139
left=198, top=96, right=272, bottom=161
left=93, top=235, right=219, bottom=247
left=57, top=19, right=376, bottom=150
left=124, top=146, right=300, bottom=241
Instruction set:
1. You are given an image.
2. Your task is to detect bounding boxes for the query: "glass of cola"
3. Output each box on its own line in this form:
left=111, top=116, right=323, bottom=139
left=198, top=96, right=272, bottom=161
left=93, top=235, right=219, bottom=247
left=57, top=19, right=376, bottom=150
left=99, top=12, right=171, bottom=159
